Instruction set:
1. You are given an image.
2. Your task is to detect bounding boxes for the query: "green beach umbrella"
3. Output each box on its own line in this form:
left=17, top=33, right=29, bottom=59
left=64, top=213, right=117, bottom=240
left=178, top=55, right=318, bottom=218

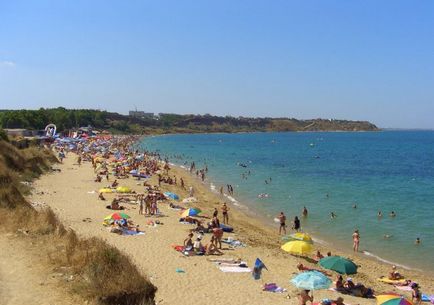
left=319, top=256, right=358, bottom=275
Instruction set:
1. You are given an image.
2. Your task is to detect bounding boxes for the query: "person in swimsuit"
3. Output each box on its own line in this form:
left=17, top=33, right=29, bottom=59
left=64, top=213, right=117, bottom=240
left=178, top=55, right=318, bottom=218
left=183, top=233, right=194, bottom=251
left=221, top=202, right=229, bottom=224
left=411, top=283, right=422, bottom=305
left=352, top=229, right=360, bottom=252
left=293, top=216, right=301, bottom=232
left=278, top=212, right=286, bottom=235
left=302, top=206, right=308, bottom=217
left=298, top=290, right=313, bottom=305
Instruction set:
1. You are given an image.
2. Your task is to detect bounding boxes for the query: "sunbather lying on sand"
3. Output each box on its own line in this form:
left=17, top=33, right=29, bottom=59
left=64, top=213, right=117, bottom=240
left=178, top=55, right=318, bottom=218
left=297, top=263, right=331, bottom=276
left=341, top=278, right=374, bottom=298
left=106, top=199, right=125, bottom=210
left=179, top=216, right=199, bottom=224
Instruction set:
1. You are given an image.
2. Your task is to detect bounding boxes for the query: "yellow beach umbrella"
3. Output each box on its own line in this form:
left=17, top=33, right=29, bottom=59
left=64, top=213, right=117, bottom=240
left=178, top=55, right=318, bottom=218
left=116, top=186, right=132, bottom=193
left=281, top=240, right=313, bottom=255
left=99, top=188, right=113, bottom=193
left=291, top=232, right=313, bottom=243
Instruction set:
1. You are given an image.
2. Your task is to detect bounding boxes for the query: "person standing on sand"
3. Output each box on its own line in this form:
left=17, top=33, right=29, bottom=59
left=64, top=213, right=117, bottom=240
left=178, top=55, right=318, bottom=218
left=189, top=186, right=194, bottom=197
left=221, top=202, right=229, bottom=224
left=298, top=290, right=313, bottom=305
left=278, top=212, right=287, bottom=235
left=293, top=216, right=301, bottom=232
left=352, top=229, right=360, bottom=252
left=138, top=195, right=144, bottom=215
left=219, top=186, right=224, bottom=196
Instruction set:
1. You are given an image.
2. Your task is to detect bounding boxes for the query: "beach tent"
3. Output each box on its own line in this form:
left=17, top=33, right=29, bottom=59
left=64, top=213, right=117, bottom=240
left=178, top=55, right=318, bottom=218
left=319, top=256, right=358, bottom=275
left=281, top=240, right=312, bottom=255
left=252, top=258, right=267, bottom=280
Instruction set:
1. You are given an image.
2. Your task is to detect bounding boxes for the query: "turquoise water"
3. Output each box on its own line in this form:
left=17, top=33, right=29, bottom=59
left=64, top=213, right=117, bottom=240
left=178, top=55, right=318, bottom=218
left=139, top=131, right=434, bottom=271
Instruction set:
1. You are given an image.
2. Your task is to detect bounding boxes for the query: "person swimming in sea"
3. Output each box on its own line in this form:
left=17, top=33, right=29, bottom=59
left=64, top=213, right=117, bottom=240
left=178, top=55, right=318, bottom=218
left=302, top=206, right=308, bottom=217
left=378, top=211, right=383, bottom=218
left=390, top=211, right=396, bottom=217
left=415, top=237, right=421, bottom=245
left=353, top=203, right=357, bottom=209
left=330, top=212, right=336, bottom=219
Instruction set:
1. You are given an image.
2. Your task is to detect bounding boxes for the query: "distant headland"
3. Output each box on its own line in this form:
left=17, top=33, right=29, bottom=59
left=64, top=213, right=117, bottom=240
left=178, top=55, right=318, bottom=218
left=0, top=108, right=379, bottom=135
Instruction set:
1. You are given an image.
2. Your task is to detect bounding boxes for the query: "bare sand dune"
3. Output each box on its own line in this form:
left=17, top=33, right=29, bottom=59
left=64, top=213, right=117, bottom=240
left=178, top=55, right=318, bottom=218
left=0, top=234, right=84, bottom=305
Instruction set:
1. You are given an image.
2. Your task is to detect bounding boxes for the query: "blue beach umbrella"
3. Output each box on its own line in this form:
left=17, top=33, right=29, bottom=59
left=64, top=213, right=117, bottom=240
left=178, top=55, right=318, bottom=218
left=164, top=192, right=180, bottom=200
left=291, top=271, right=332, bottom=290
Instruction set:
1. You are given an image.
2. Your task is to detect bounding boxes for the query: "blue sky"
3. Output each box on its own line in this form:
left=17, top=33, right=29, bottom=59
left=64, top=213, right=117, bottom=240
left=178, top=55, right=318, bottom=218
left=1, top=1, right=433, bottom=128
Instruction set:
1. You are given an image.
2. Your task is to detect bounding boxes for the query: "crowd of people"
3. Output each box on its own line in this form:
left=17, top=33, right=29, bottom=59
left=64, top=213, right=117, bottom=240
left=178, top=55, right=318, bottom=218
left=50, top=134, right=427, bottom=305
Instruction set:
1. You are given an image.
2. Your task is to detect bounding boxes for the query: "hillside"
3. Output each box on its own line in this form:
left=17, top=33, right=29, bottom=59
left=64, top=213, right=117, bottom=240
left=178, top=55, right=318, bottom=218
left=0, top=108, right=379, bottom=134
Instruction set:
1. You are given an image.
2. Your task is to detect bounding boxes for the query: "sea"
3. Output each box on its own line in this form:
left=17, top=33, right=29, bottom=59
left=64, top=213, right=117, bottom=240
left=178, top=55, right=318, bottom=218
left=138, top=131, right=434, bottom=272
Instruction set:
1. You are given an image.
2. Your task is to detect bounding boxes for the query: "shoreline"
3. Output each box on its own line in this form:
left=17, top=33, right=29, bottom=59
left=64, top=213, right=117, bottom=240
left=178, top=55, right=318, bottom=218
left=139, top=132, right=434, bottom=274
left=169, top=160, right=426, bottom=275
left=30, top=145, right=433, bottom=305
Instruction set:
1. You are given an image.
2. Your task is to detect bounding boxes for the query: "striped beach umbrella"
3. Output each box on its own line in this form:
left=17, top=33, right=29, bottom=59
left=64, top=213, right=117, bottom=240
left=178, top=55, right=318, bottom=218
left=376, top=293, right=413, bottom=305
left=180, top=208, right=201, bottom=217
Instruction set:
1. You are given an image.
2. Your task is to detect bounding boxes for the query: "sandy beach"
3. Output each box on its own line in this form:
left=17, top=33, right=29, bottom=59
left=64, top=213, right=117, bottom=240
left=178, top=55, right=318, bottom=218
left=29, top=154, right=434, bottom=305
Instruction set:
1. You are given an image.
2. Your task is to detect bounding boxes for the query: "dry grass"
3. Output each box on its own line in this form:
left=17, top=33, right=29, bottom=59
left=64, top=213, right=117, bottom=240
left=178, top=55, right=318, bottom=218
left=0, top=139, right=156, bottom=305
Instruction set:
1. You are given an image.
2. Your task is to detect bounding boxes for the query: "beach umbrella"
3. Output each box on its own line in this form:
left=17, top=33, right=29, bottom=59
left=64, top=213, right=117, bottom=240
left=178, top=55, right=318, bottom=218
left=281, top=240, right=313, bottom=255
left=290, top=232, right=313, bottom=243
left=104, top=212, right=130, bottom=221
left=99, top=188, right=113, bottom=193
left=291, top=271, right=332, bottom=290
left=164, top=192, right=179, bottom=200
left=319, top=256, right=358, bottom=275
left=116, top=186, right=132, bottom=193
left=376, top=293, right=413, bottom=305
left=180, top=208, right=202, bottom=217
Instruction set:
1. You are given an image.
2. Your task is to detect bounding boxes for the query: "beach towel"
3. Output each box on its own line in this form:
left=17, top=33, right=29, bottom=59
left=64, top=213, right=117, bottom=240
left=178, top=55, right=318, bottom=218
left=207, top=258, right=237, bottom=263
left=216, top=262, right=248, bottom=267
left=122, top=230, right=144, bottom=236
left=421, top=294, right=434, bottom=303
left=263, top=283, right=287, bottom=293
left=222, top=238, right=246, bottom=248
left=219, top=266, right=252, bottom=273
left=394, top=285, right=413, bottom=291
left=252, top=258, right=267, bottom=280
left=172, top=245, right=184, bottom=252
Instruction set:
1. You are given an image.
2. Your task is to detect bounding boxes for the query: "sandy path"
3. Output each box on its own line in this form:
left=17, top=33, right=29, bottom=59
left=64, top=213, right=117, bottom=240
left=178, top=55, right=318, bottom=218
left=29, top=156, right=433, bottom=305
left=0, top=234, right=81, bottom=305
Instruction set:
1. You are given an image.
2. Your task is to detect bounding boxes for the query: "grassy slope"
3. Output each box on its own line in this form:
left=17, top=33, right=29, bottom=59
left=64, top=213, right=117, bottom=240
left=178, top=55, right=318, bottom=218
left=0, top=140, right=156, bottom=305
